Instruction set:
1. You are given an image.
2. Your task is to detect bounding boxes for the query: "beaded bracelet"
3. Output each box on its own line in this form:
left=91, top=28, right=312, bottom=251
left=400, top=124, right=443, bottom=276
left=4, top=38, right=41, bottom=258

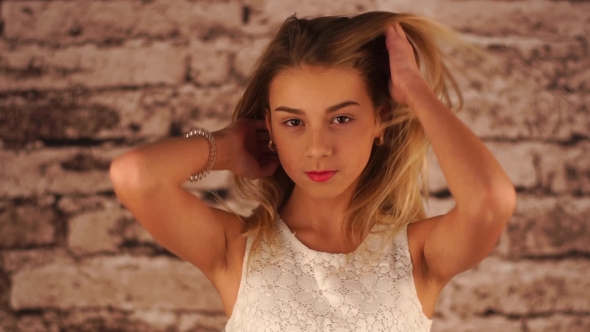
left=184, top=127, right=217, bottom=182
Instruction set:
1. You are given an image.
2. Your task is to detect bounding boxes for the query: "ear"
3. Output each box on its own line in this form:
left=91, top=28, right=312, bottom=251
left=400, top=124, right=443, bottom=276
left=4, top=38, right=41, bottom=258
left=374, top=106, right=389, bottom=138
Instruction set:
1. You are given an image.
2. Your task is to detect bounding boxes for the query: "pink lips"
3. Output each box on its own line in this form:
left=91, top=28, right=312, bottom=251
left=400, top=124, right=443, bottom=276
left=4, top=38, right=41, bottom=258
left=306, top=171, right=337, bottom=182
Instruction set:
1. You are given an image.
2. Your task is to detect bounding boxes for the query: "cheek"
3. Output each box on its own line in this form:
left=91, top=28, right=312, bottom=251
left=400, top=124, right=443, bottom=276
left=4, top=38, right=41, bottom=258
left=340, top=129, right=375, bottom=168
left=344, top=140, right=374, bottom=170
left=275, top=144, right=300, bottom=172
left=341, top=126, right=375, bottom=150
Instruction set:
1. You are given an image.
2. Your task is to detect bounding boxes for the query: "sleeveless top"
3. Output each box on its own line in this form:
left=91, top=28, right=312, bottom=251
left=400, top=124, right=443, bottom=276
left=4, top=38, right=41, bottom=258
left=223, top=216, right=433, bottom=332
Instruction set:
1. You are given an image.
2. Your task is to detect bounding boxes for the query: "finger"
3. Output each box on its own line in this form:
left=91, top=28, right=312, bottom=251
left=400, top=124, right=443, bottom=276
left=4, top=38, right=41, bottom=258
left=385, top=25, right=402, bottom=49
left=395, top=23, right=411, bottom=44
left=394, top=23, right=404, bottom=35
left=386, top=25, right=396, bottom=36
left=385, top=25, right=398, bottom=44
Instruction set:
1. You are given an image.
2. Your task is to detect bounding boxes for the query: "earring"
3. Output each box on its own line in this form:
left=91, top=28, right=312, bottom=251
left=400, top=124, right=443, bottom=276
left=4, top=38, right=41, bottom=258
left=268, top=138, right=276, bottom=151
left=374, top=134, right=384, bottom=146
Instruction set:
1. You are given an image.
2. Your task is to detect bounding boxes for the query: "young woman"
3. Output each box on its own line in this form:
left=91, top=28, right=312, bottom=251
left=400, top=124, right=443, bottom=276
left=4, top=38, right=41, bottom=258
left=110, top=11, right=516, bottom=332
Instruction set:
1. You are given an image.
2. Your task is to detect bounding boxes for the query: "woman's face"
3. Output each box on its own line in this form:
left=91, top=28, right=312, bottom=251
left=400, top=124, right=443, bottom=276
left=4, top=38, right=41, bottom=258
left=266, top=65, right=383, bottom=199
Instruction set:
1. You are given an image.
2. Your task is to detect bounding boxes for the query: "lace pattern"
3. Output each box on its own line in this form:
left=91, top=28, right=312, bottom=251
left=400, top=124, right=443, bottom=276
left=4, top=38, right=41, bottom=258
left=223, top=217, right=433, bottom=332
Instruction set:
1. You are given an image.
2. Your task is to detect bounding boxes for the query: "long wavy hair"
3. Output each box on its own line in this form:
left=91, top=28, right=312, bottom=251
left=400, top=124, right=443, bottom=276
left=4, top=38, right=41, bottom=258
left=217, top=11, right=465, bottom=269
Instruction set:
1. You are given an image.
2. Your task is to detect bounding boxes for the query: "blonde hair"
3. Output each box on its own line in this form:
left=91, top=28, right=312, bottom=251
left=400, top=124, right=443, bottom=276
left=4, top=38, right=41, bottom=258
left=217, top=11, right=466, bottom=269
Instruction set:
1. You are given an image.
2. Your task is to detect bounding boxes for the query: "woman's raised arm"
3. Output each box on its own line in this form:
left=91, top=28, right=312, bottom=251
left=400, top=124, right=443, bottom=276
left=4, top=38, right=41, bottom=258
left=108, top=120, right=279, bottom=285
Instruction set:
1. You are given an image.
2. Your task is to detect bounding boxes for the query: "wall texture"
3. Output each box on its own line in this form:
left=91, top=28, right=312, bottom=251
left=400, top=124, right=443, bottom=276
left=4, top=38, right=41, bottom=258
left=0, top=0, right=589, bottom=331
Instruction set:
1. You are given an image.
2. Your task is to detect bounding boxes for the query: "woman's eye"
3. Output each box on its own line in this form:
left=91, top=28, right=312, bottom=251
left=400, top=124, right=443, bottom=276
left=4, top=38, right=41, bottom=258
left=284, top=119, right=302, bottom=127
left=333, top=116, right=351, bottom=124
left=283, top=116, right=351, bottom=127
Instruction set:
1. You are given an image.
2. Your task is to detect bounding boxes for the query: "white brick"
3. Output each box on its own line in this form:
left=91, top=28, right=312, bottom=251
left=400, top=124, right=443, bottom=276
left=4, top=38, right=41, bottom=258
left=437, top=257, right=590, bottom=316
left=2, top=0, right=245, bottom=43
left=10, top=255, right=223, bottom=311
left=67, top=209, right=122, bottom=255
left=0, top=41, right=186, bottom=91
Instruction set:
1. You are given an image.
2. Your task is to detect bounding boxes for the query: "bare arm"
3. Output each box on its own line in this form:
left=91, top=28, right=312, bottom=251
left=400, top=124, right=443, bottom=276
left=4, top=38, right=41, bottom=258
left=110, top=122, right=278, bottom=281
left=109, top=130, right=241, bottom=282
left=386, top=23, right=516, bottom=288
left=117, top=130, right=234, bottom=187
left=406, top=76, right=516, bottom=285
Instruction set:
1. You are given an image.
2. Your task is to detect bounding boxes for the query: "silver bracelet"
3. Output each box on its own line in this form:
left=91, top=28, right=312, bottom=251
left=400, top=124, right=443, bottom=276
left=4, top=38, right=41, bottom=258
left=184, top=127, right=217, bottom=182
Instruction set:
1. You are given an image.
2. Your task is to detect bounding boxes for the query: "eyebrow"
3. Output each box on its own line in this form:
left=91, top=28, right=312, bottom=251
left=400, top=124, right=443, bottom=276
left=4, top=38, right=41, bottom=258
left=274, top=100, right=360, bottom=115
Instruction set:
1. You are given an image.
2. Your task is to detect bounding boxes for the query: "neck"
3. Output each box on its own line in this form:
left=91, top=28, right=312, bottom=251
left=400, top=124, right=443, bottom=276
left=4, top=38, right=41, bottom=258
left=278, top=179, right=359, bottom=236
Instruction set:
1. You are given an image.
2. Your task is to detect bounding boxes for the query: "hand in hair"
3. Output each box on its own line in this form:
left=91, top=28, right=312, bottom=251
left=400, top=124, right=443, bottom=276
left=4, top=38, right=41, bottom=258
left=218, top=119, right=281, bottom=180
left=385, top=23, right=425, bottom=106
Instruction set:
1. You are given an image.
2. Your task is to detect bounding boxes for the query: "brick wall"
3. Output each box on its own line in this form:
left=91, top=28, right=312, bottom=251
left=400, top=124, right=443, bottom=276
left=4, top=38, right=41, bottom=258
left=0, top=0, right=588, bottom=331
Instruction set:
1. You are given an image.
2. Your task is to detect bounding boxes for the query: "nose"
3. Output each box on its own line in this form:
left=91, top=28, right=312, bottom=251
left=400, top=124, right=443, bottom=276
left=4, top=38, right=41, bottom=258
left=305, top=129, right=332, bottom=159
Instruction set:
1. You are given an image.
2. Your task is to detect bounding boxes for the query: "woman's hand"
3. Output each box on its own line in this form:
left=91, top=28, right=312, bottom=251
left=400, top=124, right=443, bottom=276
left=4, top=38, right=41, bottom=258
left=385, top=23, right=427, bottom=106
left=214, top=119, right=280, bottom=180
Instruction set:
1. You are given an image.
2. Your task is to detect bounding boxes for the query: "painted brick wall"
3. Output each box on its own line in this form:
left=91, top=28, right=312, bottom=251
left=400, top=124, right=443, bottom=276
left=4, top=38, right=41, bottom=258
left=1, top=0, right=589, bottom=331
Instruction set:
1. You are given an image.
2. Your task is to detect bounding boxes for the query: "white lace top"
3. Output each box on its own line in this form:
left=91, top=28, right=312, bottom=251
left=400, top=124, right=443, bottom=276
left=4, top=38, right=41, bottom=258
left=223, top=216, right=433, bottom=332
